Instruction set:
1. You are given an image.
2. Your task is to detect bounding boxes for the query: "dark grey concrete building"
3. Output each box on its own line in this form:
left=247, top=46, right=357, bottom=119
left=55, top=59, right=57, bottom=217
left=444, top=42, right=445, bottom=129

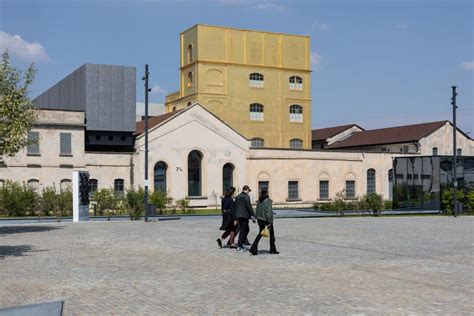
left=33, top=63, right=136, bottom=151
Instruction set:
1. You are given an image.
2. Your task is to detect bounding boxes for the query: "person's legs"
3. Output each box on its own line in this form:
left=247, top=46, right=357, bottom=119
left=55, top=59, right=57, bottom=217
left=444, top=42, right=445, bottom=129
left=269, top=224, right=278, bottom=253
left=221, top=229, right=231, bottom=240
left=237, top=218, right=249, bottom=249
left=250, top=220, right=266, bottom=254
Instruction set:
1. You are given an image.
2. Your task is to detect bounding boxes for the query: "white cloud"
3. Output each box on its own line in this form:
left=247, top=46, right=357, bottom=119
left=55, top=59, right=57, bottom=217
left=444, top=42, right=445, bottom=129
left=460, top=61, right=474, bottom=71
left=396, top=23, right=409, bottom=31
left=312, top=21, right=329, bottom=31
left=150, top=84, right=167, bottom=95
left=251, top=1, right=285, bottom=11
left=310, top=51, right=321, bottom=68
left=0, top=31, right=50, bottom=62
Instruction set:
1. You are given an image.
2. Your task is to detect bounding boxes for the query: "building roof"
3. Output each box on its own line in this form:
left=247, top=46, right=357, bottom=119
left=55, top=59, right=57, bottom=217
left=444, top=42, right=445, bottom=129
left=135, top=110, right=184, bottom=135
left=327, top=120, right=449, bottom=149
left=311, top=124, right=363, bottom=141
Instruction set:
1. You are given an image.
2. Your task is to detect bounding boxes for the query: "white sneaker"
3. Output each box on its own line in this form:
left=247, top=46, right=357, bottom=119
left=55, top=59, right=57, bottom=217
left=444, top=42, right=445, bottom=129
left=236, top=247, right=244, bottom=252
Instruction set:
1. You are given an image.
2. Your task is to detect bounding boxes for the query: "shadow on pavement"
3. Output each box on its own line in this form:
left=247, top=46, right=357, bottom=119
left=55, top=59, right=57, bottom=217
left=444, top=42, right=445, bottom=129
left=0, top=245, right=44, bottom=259
left=0, top=225, right=61, bottom=236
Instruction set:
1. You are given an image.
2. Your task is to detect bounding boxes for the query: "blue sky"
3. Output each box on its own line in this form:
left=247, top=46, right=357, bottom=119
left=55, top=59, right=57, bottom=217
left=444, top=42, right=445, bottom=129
left=1, top=0, right=473, bottom=133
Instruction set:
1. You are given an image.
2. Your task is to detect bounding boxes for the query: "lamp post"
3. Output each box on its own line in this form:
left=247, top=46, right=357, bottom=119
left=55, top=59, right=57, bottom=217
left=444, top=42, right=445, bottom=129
left=142, top=65, right=151, bottom=222
left=451, top=86, right=458, bottom=217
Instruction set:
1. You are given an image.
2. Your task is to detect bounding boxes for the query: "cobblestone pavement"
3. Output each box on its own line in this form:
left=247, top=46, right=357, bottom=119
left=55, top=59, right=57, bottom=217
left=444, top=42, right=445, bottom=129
left=0, top=217, right=473, bottom=315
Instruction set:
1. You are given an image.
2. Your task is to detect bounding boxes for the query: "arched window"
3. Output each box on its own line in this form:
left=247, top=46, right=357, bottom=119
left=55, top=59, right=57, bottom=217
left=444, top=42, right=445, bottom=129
left=289, top=104, right=303, bottom=123
left=187, top=44, right=193, bottom=63
left=172, top=106, right=177, bottom=112
left=432, top=147, right=438, bottom=156
left=187, top=101, right=192, bottom=107
left=154, top=161, right=168, bottom=192
left=251, top=138, right=265, bottom=148
left=249, top=103, right=264, bottom=121
left=27, top=179, right=40, bottom=191
left=367, top=169, right=376, bottom=194
left=222, top=163, right=234, bottom=194
left=187, top=72, right=193, bottom=87
left=289, top=76, right=303, bottom=90
left=188, top=150, right=202, bottom=196
left=249, top=73, right=264, bottom=88
left=60, top=179, right=72, bottom=192
left=457, top=148, right=462, bottom=156
left=290, top=138, right=303, bottom=149
left=114, top=179, right=124, bottom=197
left=88, top=179, right=98, bottom=197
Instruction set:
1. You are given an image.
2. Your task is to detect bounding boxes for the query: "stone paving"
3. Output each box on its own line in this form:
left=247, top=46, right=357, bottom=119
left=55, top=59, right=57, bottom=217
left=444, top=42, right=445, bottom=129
left=0, top=217, right=473, bottom=315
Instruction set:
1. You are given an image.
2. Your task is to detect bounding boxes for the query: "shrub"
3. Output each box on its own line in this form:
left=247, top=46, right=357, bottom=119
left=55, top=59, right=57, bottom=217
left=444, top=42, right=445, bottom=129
left=125, top=187, right=145, bottom=220
left=176, top=198, right=191, bottom=213
left=362, top=193, right=384, bottom=216
left=331, top=190, right=347, bottom=216
left=384, top=200, right=393, bottom=210
left=93, top=188, right=117, bottom=220
left=55, top=189, right=73, bottom=222
left=0, top=180, right=38, bottom=217
left=38, top=186, right=58, bottom=217
left=149, top=190, right=173, bottom=214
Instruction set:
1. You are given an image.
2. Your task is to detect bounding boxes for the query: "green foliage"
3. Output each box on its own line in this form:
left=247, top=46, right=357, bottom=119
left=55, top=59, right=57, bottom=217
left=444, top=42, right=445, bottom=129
left=149, top=190, right=173, bottom=214
left=362, top=193, right=384, bottom=216
left=0, top=180, right=38, bottom=216
left=0, top=51, right=39, bottom=157
left=384, top=199, right=393, bottom=210
left=55, top=189, right=72, bottom=221
left=125, top=187, right=145, bottom=220
left=441, top=187, right=473, bottom=215
left=93, top=188, right=117, bottom=219
left=331, top=190, right=347, bottom=216
left=176, top=198, right=191, bottom=213
left=38, top=186, right=58, bottom=217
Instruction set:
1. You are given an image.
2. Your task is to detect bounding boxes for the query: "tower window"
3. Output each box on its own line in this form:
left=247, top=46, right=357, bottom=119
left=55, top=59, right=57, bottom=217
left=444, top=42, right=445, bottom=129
left=249, top=73, right=264, bottom=88
left=250, top=103, right=264, bottom=121
left=289, top=76, right=303, bottom=90
left=289, top=104, right=303, bottom=123
left=290, top=138, right=303, bottom=149
left=251, top=138, right=265, bottom=148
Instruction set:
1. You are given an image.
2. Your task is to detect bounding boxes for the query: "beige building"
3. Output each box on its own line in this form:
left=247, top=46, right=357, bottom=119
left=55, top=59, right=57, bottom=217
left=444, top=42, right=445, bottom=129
left=165, top=24, right=312, bottom=149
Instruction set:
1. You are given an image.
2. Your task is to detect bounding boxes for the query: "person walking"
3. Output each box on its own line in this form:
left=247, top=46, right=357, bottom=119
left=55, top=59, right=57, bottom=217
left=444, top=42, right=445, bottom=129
left=249, top=188, right=278, bottom=255
left=217, top=187, right=236, bottom=248
left=233, top=185, right=255, bottom=252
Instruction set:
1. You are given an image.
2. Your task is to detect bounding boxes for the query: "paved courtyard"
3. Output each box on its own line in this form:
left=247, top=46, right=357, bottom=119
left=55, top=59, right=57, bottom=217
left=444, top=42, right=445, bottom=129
left=0, top=217, right=473, bottom=315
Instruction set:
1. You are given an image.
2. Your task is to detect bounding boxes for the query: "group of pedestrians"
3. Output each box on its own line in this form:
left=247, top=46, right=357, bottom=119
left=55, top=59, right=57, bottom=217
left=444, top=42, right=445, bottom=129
left=216, top=185, right=278, bottom=255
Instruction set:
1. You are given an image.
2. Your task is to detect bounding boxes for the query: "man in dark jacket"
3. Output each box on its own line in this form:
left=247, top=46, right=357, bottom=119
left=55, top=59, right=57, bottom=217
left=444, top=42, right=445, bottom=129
left=233, top=185, right=255, bottom=251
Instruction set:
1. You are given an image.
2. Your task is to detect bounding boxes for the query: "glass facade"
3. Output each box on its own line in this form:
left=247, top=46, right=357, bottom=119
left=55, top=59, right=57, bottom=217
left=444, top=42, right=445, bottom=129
left=392, top=156, right=474, bottom=212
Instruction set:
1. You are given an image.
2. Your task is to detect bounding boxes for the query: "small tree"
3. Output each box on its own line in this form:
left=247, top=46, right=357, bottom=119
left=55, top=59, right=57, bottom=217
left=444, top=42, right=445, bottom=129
left=0, top=51, right=39, bottom=158
left=0, top=180, right=37, bottom=217
left=38, top=186, right=58, bottom=218
left=176, top=198, right=191, bottom=214
left=150, top=190, right=173, bottom=214
left=93, top=188, right=116, bottom=220
left=362, top=193, right=384, bottom=216
left=331, top=190, right=347, bottom=217
left=56, top=189, right=73, bottom=222
left=125, top=187, right=145, bottom=220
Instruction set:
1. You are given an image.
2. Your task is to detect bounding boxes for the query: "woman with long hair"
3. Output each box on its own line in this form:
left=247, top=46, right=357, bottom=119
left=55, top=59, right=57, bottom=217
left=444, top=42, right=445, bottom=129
left=249, top=188, right=278, bottom=255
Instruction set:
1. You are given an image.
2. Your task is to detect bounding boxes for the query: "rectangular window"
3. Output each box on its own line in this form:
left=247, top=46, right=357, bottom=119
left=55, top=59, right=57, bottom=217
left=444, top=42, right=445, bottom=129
left=288, top=181, right=299, bottom=200
left=249, top=80, right=264, bottom=88
left=60, top=133, right=72, bottom=156
left=27, top=131, right=40, bottom=155
left=319, top=180, right=329, bottom=199
left=346, top=180, right=355, bottom=199
left=250, top=112, right=264, bottom=121
left=289, top=113, right=303, bottom=123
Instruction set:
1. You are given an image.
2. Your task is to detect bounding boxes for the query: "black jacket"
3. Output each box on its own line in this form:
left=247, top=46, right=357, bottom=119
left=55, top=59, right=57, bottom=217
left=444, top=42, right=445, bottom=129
left=233, top=192, right=255, bottom=219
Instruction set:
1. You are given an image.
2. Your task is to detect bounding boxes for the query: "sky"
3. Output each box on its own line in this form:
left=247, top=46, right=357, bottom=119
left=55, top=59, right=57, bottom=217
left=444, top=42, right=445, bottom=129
left=1, top=0, right=473, bottom=134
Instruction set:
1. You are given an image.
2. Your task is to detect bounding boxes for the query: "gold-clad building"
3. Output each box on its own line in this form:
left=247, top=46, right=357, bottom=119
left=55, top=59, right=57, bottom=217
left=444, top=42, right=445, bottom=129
left=165, top=24, right=312, bottom=149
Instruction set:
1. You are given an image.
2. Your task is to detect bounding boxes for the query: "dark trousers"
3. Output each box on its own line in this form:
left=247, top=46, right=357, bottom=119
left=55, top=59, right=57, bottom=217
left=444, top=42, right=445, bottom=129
left=250, top=220, right=276, bottom=253
left=237, top=218, right=250, bottom=248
